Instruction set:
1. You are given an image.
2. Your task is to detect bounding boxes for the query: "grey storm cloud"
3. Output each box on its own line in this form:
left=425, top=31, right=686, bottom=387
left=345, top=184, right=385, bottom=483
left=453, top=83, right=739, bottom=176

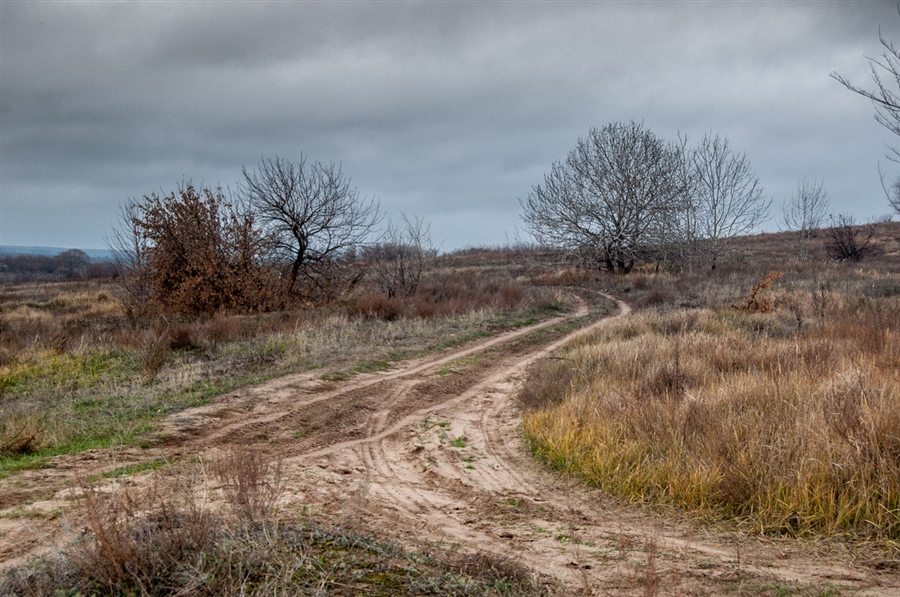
left=1, top=1, right=898, bottom=250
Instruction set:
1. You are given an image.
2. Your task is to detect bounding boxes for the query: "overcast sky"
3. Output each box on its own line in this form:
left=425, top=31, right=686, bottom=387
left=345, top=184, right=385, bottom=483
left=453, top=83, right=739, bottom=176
left=1, top=1, right=898, bottom=252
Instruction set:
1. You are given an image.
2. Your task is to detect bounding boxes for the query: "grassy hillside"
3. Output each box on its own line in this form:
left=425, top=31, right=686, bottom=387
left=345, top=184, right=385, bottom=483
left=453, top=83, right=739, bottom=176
left=521, top=221, right=900, bottom=542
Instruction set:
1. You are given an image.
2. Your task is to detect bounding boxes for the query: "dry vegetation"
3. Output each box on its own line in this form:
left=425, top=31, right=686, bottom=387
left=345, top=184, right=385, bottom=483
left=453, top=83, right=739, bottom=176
left=0, top=261, right=565, bottom=477
left=4, top=221, right=900, bottom=595
left=1, top=448, right=546, bottom=596
left=521, top=221, right=900, bottom=543
left=0, top=254, right=565, bottom=595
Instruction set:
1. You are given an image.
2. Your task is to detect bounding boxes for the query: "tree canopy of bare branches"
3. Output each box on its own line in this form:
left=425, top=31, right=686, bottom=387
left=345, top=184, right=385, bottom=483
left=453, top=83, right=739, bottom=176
left=831, top=9, right=900, bottom=162
left=521, top=121, right=687, bottom=274
left=690, top=133, right=771, bottom=270
left=240, top=156, right=380, bottom=295
left=781, top=178, right=830, bottom=261
left=366, top=214, right=434, bottom=298
left=832, top=9, right=900, bottom=216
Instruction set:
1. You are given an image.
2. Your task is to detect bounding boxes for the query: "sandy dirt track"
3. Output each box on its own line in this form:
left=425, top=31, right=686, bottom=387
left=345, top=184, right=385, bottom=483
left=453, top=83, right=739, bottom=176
left=2, top=291, right=900, bottom=595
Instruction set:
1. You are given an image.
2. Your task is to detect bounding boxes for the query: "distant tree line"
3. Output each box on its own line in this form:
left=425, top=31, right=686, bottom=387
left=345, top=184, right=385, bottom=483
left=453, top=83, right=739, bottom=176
left=0, top=249, right=112, bottom=281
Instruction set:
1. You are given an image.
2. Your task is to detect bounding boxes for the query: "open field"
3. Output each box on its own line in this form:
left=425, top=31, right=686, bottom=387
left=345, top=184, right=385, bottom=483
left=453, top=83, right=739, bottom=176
left=2, top=227, right=900, bottom=595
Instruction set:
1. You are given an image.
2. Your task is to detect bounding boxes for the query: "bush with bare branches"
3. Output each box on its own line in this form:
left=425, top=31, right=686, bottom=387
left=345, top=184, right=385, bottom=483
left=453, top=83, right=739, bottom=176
left=825, top=214, right=877, bottom=262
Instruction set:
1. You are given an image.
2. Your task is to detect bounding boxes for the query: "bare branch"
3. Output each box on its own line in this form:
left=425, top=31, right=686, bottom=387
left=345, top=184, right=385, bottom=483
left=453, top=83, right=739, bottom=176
left=689, top=133, right=771, bottom=270
left=240, top=156, right=381, bottom=297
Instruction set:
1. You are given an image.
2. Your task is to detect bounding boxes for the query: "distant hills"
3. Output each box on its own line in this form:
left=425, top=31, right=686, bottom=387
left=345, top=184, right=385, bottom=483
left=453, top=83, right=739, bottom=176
left=0, top=245, right=113, bottom=261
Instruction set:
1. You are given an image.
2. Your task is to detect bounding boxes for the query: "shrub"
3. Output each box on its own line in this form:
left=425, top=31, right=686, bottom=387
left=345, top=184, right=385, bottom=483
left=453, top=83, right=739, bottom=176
left=825, top=214, right=876, bottom=261
left=111, top=184, right=284, bottom=316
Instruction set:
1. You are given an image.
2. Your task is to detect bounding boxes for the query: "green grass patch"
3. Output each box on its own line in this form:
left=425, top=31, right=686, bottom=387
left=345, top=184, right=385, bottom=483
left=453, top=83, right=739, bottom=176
left=100, top=459, right=169, bottom=479
left=450, top=436, right=467, bottom=449
left=0, top=350, right=134, bottom=395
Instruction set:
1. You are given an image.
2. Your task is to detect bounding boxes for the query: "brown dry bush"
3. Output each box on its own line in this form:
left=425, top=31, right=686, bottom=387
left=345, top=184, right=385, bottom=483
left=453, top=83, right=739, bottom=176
left=345, top=291, right=404, bottom=321
left=113, top=184, right=285, bottom=318
left=72, top=474, right=215, bottom=596
left=213, top=447, right=284, bottom=521
left=346, top=271, right=533, bottom=321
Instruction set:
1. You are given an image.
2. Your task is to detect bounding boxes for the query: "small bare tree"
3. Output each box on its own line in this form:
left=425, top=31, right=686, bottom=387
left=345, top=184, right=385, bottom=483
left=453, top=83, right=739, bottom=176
left=240, top=156, right=380, bottom=297
left=367, top=214, right=433, bottom=298
left=107, top=200, right=152, bottom=320
left=781, top=178, right=830, bottom=261
left=690, top=133, right=771, bottom=270
left=825, top=214, right=877, bottom=261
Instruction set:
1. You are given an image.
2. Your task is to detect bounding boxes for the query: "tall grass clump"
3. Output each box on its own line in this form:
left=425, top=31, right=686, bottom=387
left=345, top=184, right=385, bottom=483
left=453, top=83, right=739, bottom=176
left=522, top=291, right=900, bottom=540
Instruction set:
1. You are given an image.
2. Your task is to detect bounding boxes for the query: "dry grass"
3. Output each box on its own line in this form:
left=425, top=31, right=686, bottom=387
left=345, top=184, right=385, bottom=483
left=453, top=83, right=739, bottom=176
left=345, top=270, right=536, bottom=321
left=0, top=267, right=567, bottom=475
left=522, top=266, right=900, bottom=542
left=213, top=447, right=284, bottom=522
left=0, top=457, right=548, bottom=596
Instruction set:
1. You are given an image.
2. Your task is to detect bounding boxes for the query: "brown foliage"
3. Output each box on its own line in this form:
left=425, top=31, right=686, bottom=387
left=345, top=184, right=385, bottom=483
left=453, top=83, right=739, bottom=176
left=121, top=184, right=285, bottom=316
left=735, top=271, right=782, bottom=313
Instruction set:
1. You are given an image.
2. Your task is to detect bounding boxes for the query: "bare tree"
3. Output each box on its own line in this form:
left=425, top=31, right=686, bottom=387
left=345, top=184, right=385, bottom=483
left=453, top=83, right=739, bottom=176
left=781, top=178, right=830, bottom=261
left=831, top=10, right=900, bottom=214
left=690, top=133, right=771, bottom=270
left=367, top=214, right=433, bottom=298
left=831, top=9, right=900, bottom=162
left=891, top=177, right=900, bottom=216
left=240, top=156, right=381, bottom=295
left=649, top=134, right=701, bottom=271
left=825, top=214, right=877, bottom=261
left=521, top=121, right=687, bottom=274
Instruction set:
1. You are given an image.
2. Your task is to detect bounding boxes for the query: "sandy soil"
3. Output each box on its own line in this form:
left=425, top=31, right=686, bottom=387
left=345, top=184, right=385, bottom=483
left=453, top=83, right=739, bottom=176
left=2, top=292, right=899, bottom=595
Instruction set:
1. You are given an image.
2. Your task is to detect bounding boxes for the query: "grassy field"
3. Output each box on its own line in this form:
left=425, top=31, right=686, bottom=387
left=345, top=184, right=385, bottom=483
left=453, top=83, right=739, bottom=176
left=0, top=264, right=567, bottom=478
left=4, top=224, right=900, bottom=595
left=521, top=223, right=900, bottom=543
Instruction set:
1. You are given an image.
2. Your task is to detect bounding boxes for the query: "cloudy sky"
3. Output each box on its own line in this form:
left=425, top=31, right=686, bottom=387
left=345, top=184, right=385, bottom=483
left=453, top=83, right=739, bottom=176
left=1, top=0, right=898, bottom=252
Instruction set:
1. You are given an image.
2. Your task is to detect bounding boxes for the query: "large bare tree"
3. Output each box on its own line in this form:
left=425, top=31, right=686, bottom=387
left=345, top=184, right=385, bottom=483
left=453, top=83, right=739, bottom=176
left=781, top=178, right=830, bottom=261
left=831, top=9, right=900, bottom=216
left=831, top=10, right=900, bottom=161
left=240, top=156, right=381, bottom=295
left=521, top=121, right=687, bottom=274
left=690, top=133, right=771, bottom=270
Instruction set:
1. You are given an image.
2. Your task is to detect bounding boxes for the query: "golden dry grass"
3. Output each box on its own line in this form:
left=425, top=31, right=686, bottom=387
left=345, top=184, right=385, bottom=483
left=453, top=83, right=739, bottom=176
left=523, top=276, right=900, bottom=540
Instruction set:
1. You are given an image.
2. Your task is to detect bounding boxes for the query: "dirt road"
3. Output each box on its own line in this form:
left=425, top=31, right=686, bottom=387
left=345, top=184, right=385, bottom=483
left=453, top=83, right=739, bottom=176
left=2, top=291, right=898, bottom=594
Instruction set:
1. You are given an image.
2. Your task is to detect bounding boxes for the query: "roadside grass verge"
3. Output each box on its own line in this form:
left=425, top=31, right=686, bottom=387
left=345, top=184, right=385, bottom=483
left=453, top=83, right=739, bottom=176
left=522, top=271, right=900, bottom=542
